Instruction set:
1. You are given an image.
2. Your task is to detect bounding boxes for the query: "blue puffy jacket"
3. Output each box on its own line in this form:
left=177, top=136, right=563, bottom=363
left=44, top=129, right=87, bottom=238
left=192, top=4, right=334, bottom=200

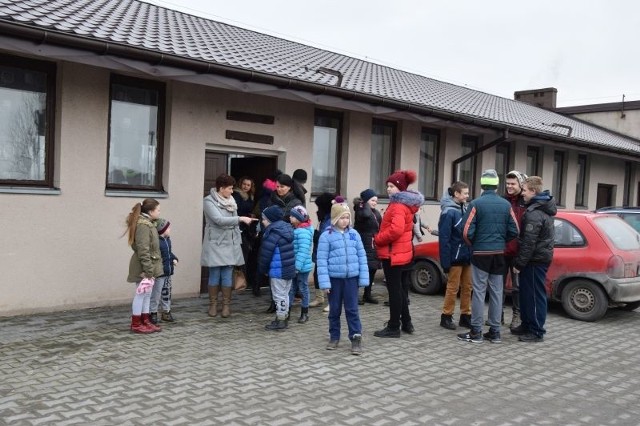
left=293, top=224, right=314, bottom=273
left=460, top=189, right=519, bottom=254
left=437, top=195, right=471, bottom=271
left=258, top=220, right=295, bottom=279
left=316, top=226, right=369, bottom=289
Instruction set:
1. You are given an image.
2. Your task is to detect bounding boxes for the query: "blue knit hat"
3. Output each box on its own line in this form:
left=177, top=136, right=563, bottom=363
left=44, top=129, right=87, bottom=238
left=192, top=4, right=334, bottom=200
left=262, top=205, right=284, bottom=223
left=360, top=189, right=377, bottom=203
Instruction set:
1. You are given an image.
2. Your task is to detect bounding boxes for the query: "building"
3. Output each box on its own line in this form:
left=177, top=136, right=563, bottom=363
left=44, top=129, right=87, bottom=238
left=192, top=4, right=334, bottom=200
left=1, top=0, right=639, bottom=315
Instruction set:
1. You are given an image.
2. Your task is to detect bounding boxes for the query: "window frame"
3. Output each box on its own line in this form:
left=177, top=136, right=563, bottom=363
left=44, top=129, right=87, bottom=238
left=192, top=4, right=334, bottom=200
left=311, top=109, right=343, bottom=196
left=575, top=154, right=588, bottom=207
left=495, top=142, right=511, bottom=196
left=460, top=134, right=478, bottom=197
left=370, top=118, right=397, bottom=198
left=106, top=74, right=166, bottom=191
left=526, top=146, right=540, bottom=176
left=553, top=151, right=565, bottom=206
left=419, top=127, right=440, bottom=201
left=0, top=54, right=56, bottom=188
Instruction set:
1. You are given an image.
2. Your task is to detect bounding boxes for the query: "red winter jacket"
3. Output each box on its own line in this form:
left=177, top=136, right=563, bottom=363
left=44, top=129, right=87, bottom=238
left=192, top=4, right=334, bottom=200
left=375, top=191, right=423, bottom=266
left=504, top=192, right=527, bottom=258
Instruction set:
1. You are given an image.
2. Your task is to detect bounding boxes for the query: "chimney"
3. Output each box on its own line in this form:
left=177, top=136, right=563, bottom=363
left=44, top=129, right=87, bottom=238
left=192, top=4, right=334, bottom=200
left=514, top=88, right=557, bottom=109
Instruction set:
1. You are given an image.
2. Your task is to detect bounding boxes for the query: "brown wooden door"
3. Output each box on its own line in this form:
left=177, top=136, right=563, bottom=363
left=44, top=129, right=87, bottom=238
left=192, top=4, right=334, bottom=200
left=201, top=152, right=228, bottom=293
left=596, top=184, right=615, bottom=210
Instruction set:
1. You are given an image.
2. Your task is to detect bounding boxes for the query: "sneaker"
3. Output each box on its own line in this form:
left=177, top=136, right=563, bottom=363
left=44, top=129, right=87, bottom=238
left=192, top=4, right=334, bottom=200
left=161, top=312, right=176, bottom=322
left=326, top=339, right=339, bottom=350
left=351, top=334, right=362, bottom=355
left=482, top=330, right=502, bottom=343
left=510, top=312, right=521, bottom=329
left=401, top=322, right=415, bottom=334
left=323, top=304, right=330, bottom=312
left=373, top=325, right=401, bottom=338
left=298, top=313, right=309, bottom=324
left=457, top=331, right=483, bottom=343
left=510, top=325, right=526, bottom=336
left=518, top=333, right=543, bottom=343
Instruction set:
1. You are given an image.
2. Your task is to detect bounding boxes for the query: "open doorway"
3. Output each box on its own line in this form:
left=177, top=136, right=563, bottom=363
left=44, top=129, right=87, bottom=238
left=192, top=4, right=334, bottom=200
left=596, top=184, right=616, bottom=210
left=200, top=151, right=279, bottom=294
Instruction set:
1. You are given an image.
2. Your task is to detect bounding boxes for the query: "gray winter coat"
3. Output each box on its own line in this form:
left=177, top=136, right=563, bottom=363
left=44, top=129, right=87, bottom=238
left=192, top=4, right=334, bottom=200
left=201, top=190, right=245, bottom=267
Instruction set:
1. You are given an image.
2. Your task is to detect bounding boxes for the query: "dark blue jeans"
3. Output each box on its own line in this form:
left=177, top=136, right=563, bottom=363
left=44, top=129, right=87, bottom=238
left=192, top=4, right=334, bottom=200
left=327, top=277, right=361, bottom=341
left=518, top=263, right=549, bottom=337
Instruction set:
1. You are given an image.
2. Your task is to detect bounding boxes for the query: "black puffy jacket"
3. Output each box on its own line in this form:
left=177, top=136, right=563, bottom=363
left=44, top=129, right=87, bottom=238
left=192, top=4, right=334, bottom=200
left=353, top=199, right=382, bottom=270
left=514, top=191, right=557, bottom=270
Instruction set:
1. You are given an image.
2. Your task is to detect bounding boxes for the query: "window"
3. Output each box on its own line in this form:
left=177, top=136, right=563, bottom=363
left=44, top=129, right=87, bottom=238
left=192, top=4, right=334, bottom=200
left=460, top=135, right=478, bottom=196
left=312, top=110, right=342, bottom=194
left=107, top=75, right=165, bottom=190
left=370, top=119, right=396, bottom=195
left=0, top=54, right=56, bottom=187
left=526, top=146, right=540, bottom=176
left=575, top=154, right=588, bottom=207
left=553, top=151, right=565, bottom=206
left=419, top=128, right=440, bottom=200
left=623, top=162, right=632, bottom=207
left=495, top=142, right=511, bottom=196
left=553, top=219, right=585, bottom=247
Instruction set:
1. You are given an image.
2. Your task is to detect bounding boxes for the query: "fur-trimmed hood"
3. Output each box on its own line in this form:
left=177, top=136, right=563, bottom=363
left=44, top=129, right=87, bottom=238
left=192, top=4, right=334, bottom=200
left=390, top=190, right=424, bottom=208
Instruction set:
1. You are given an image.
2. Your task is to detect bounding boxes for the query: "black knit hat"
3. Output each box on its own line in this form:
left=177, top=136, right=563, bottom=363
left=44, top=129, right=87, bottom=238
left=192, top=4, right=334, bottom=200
left=292, top=169, right=307, bottom=183
left=262, top=205, right=284, bottom=223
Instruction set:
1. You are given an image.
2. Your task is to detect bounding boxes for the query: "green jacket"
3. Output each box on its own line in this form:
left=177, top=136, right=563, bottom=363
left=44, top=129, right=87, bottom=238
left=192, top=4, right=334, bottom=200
left=127, top=215, right=163, bottom=282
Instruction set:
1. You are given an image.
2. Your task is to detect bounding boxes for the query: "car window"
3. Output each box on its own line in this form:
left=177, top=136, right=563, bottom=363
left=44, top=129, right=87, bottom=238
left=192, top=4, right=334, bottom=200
left=619, top=213, right=640, bottom=233
left=593, top=216, right=640, bottom=250
left=554, top=219, right=585, bottom=247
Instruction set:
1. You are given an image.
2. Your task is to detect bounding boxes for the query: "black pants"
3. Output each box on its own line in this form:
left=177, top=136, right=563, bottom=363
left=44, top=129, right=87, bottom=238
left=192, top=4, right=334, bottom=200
left=382, top=260, right=410, bottom=329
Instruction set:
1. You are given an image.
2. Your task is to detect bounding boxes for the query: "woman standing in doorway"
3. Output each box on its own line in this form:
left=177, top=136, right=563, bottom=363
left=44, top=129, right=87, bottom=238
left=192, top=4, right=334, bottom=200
left=202, top=173, right=256, bottom=318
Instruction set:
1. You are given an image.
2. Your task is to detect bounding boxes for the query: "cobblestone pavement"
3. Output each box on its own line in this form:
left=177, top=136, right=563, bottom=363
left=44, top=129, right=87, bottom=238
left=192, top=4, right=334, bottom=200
left=2, top=284, right=640, bottom=426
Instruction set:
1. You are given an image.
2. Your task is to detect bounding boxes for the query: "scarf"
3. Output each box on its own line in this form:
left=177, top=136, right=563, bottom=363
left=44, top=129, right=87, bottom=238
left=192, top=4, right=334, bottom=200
left=234, top=188, right=250, bottom=201
left=212, top=190, right=237, bottom=212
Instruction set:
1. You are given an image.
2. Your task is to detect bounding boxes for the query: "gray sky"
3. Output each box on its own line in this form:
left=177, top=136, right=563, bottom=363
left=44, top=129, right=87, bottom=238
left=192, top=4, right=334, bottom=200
left=146, top=0, right=640, bottom=107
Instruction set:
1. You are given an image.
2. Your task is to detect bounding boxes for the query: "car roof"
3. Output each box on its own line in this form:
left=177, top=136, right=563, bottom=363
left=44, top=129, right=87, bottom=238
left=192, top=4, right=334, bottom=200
left=595, top=206, right=640, bottom=213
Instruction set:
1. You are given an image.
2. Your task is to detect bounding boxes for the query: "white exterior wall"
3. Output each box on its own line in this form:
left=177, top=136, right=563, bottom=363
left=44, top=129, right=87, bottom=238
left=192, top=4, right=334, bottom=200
left=573, top=110, right=640, bottom=140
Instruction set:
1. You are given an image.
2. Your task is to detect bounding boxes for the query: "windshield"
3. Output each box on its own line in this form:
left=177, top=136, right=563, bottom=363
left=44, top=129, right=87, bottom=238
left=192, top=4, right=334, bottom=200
left=593, top=216, right=640, bottom=250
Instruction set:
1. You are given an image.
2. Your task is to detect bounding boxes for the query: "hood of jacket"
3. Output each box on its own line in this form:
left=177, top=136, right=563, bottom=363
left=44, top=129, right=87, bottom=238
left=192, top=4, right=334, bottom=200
left=440, top=194, right=462, bottom=215
left=527, top=190, right=558, bottom=216
left=390, top=190, right=424, bottom=211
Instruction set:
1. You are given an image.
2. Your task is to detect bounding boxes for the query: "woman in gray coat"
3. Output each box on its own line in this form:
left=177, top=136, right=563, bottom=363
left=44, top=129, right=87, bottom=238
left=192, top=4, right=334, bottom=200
left=202, top=173, right=256, bottom=318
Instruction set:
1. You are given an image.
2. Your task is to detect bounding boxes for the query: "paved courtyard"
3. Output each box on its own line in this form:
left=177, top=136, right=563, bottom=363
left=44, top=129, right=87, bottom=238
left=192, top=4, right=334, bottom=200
left=2, top=284, right=640, bottom=425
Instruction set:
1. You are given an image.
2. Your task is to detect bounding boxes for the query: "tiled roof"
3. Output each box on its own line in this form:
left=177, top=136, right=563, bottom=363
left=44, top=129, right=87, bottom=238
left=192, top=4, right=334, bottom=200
left=1, top=0, right=639, bottom=155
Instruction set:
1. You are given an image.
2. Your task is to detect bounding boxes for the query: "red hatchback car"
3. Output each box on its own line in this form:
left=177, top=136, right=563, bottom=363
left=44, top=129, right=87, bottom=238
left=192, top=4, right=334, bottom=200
left=409, top=211, right=640, bottom=321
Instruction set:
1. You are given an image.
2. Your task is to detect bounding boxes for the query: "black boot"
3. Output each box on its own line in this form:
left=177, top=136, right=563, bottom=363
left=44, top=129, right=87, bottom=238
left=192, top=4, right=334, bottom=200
left=458, top=314, right=472, bottom=329
left=265, top=317, right=288, bottom=331
left=362, top=286, right=379, bottom=304
left=401, top=321, right=415, bottom=334
left=298, top=307, right=309, bottom=324
left=149, top=312, right=159, bottom=324
left=266, top=301, right=276, bottom=313
left=440, top=314, right=456, bottom=330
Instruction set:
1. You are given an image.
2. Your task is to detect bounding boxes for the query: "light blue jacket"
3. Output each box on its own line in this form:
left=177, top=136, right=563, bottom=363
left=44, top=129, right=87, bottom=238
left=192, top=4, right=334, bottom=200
left=316, top=226, right=369, bottom=289
left=294, top=225, right=314, bottom=273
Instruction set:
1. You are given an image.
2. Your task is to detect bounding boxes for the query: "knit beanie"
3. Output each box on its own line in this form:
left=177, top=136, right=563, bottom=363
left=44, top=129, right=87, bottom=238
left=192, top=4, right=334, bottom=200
left=156, top=218, right=170, bottom=235
left=331, top=202, right=351, bottom=225
left=276, top=173, right=294, bottom=188
left=289, top=205, right=309, bottom=222
left=386, top=170, right=417, bottom=192
left=292, top=169, right=307, bottom=183
left=506, top=170, right=528, bottom=188
left=480, top=169, right=500, bottom=187
left=360, top=188, right=377, bottom=203
left=262, top=205, right=284, bottom=223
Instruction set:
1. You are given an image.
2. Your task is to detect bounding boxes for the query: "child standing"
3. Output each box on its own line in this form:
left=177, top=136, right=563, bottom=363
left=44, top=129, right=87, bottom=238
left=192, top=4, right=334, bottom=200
left=149, top=218, right=179, bottom=324
left=124, top=198, right=164, bottom=334
left=288, top=205, right=314, bottom=323
left=258, top=205, right=296, bottom=331
left=317, top=202, right=369, bottom=355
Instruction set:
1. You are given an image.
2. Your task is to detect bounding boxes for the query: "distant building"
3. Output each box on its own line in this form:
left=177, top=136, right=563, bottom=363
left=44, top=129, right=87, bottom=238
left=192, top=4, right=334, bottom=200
left=556, top=100, right=640, bottom=140
left=514, top=88, right=558, bottom=109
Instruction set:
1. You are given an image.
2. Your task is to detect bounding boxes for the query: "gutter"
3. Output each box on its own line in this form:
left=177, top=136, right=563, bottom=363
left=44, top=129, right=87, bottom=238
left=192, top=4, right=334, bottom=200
left=1, top=21, right=638, bottom=157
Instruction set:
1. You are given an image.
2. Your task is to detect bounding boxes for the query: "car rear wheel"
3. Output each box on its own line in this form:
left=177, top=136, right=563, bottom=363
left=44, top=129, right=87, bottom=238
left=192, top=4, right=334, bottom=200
left=619, top=301, right=640, bottom=311
left=409, top=260, right=442, bottom=295
left=561, top=280, right=608, bottom=322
